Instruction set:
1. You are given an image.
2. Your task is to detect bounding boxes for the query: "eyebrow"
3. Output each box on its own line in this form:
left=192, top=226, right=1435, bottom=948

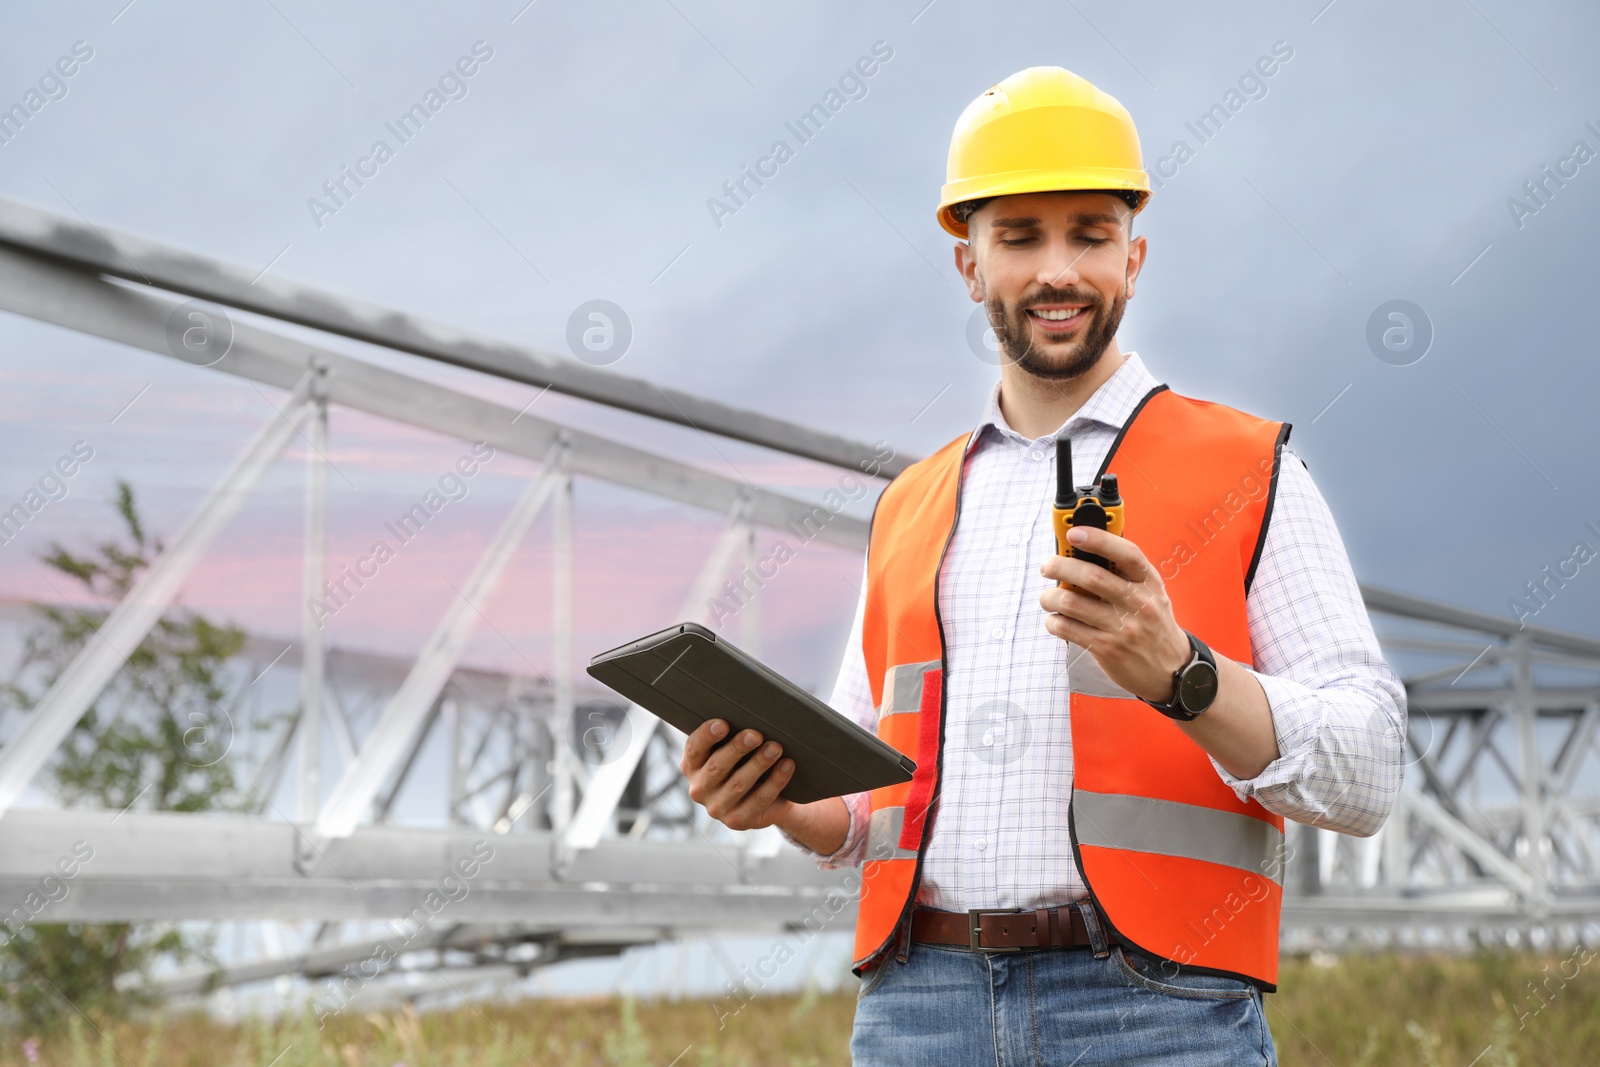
left=989, top=212, right=1123, bottom=229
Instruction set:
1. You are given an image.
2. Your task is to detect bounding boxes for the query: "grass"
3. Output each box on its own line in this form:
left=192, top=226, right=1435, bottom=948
left=1267, top=950, right=1599, bottom=1066
left=1, top=951, right=1594, bottom=1066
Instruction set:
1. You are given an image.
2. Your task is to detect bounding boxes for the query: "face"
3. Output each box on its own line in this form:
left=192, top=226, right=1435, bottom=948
left=954, top=191, right=1146, bottom=382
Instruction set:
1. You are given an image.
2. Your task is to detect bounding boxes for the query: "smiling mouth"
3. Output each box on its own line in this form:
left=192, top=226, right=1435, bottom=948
left=1025, top=306, right=1089, bottom=333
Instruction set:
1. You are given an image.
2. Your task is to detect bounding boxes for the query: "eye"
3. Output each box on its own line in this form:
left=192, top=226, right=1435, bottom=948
left=1079, top=237, right=1110, bottom=246
left=1000, top=236, right=1035, bottom=247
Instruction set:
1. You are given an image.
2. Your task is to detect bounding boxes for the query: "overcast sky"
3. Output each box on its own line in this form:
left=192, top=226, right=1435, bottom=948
left=2, top=0, right=1598, bottom=700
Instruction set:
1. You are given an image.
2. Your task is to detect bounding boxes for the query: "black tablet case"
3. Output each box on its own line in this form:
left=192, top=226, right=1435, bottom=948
left=587, top=622, right=915, bottom=804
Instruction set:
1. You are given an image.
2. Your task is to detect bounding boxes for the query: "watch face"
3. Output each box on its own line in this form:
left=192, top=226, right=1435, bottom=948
left=1178, top=660, right=1219, bottom=713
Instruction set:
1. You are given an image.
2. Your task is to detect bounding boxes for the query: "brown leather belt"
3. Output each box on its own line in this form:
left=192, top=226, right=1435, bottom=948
left=909, top=905, right=1092, bottom=952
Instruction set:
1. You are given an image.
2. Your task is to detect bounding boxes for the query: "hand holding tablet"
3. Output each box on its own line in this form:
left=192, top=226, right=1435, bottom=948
left=586, top=622, right=915, bottom=805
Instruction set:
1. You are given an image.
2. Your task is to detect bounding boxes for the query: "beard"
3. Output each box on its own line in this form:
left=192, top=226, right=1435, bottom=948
left=986, top=284, right=1126, bottom=382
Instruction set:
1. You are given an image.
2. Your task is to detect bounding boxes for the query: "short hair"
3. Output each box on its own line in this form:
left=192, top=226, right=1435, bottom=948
left=950, top=189, right=1141, bottom=227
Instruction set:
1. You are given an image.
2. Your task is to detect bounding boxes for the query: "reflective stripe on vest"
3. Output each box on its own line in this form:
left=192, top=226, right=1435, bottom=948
left=881, top=660, right=941, bottom=722
left=1072, top=790, right=1285, bottom=885
left=867, top=660, right=939, bottom=862
left=1063, top=643, right=1285, bottom=883
left=852, top=385, right=1291, bottom=990
left=864, top=805, right=918, bottom=862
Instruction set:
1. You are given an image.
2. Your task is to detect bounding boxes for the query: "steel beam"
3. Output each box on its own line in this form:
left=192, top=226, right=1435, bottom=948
left=1279, top=895, right=1577, bottom=927
left=1546, top=704, right=1600, bottom=824
left=325, top=687, right=359, bottom=770
left=552, top=465, right=575, bottom=835
left=1361, top=583, right=1600, bottom=659
left=7, top=807, right=1596, bottom=929
left=1401, top=789, right=1537, bottom=900
left=248, top=706, right=301, bottom=812
left=560, top=507, right=755, bottom=854
left=313, top=447, right=565, bottom=840
left=1511, top=635, right=1547, bottom=897
left=151, top=924, right=658, bottom=997
left=0, top=808, right=849, bottom=922
left=1408, top=688, right=1600, bottom=712
left=0, top=372, right=314, bottom=820
left=374, top=695, right=443, bottom=824
left=0, top=195, right=906, bottom=478
left=0, top=244, right=869, bottom=552
left=741, top=514, right=760, bottom=655
left=299, top=386, right=329, bottom=820
left=1381, top=795, right=1409, bottom=889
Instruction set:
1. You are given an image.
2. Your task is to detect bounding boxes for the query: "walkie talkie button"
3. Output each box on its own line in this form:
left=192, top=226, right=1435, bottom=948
left=1074, top=502, right=1108, bottom=530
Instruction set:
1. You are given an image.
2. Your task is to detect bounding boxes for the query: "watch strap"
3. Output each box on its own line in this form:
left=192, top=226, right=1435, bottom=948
left=1142, top=631, right=1215, bottom=721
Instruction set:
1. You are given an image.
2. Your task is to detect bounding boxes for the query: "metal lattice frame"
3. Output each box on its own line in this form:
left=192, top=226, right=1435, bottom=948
left=1283, top=591, right=1600, bottom=942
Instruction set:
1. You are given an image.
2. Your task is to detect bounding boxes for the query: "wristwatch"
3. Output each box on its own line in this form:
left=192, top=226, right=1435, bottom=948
left=1142, top=631, right=1218, bottom=721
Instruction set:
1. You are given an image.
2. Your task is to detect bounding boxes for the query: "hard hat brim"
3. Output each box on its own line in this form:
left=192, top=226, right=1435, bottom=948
left=938, top=172, right=1150, bottom=239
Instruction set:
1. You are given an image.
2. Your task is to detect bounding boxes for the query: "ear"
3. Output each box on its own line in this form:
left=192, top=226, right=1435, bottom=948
left=1123, top=233, right=1148, bottom=300
left=953, top=240, right=984, bottom=303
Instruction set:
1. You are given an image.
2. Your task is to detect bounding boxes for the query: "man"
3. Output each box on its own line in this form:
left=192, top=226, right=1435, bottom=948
left=680, top=66, right=1405, bottom=1065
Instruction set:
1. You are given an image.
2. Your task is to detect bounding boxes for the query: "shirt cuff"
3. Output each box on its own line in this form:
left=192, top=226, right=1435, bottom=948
left=779, top=792, right=866, bottom=869
left=1209, top=669, right=1326, bottom=801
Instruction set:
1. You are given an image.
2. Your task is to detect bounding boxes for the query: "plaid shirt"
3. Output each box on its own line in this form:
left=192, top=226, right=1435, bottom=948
left=793, top=352, right=1407, bottom=913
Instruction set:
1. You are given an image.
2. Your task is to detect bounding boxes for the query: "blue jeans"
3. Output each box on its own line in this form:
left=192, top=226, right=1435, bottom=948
left=851, top=904, right=1276, bottom=1066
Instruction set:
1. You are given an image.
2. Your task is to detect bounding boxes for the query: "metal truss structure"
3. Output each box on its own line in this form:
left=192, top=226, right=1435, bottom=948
left=0, top=194, right=1596, bottom=1006
left=1283, top=588, right=1600, bottom=947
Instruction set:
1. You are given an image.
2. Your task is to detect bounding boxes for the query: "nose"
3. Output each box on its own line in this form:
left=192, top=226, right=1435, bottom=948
left=1038, top=235, right=1087, bottom=290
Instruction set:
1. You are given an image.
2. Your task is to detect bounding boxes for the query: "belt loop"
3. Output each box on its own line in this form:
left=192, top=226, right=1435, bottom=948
left=1034, top=907, right=1050, bottom=949
left=1047, top=905, right=1061, bottom=947
left=1075, top=900, right=1109, bottom=958
left=895, top=912, right=915, bottom=964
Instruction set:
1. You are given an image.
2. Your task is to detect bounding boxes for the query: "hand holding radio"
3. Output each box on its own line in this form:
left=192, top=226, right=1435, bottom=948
left=1051, top=437, right=1125, bottom=592
left=1041, top=440, right=1192, bottom=707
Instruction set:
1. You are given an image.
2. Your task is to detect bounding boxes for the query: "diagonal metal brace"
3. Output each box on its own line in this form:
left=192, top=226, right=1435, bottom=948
left=0, top=370, right=317, bottom=819
left=309, top=439, right=567, bottom=846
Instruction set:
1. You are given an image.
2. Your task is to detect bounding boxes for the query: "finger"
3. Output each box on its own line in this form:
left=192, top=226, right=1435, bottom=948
left=1042, top=553, right=1147, bottom=619
left=1039, top=553, right=1127, bottom=602
left=1063, top=526, right=1156, bottom=583
left=701, top=728, right=766, bottom=786
left=1039, top=554, right=1102, bottom=596
left=680, top=718, right=729, bottom=772
left=1043, top=610, right=1102, bottom=649
left=719, top=739, right=784, bottom=804
left=1041, top=585, right=1122, bottom=632
left=1040, top=553, right=1074, bottom=583
left=1044, top=554, right=1137, bottom=611
left=726, top=758, right=796, bottom=825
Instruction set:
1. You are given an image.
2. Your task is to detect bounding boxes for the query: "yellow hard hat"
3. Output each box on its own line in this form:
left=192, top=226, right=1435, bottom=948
left=937, top=66, right=1151, bottom=239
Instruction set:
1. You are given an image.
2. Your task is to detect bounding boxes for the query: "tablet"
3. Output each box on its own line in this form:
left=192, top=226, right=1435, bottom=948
left=587, top=622, right=916, bottom=804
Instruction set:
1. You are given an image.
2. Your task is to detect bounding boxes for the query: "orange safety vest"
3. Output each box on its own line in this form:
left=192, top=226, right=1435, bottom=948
left=855, top=385, right=1291, bottom=991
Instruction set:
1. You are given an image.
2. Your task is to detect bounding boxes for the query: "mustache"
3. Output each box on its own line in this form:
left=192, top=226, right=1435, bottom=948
left=1021, top=288, right=1098, bottom=310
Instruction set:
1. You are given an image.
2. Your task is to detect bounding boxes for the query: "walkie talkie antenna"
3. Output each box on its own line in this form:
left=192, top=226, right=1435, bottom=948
left=1054, top=437, right=1074, bottom=508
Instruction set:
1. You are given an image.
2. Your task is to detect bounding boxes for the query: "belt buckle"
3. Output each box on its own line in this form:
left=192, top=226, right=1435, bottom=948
left=967, top=908, right=1022, bottom=952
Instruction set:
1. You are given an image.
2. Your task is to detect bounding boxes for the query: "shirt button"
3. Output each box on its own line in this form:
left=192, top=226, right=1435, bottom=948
left=1007, top=530, right=1021, bottom=545
left=974, top=839, right=987, bottom=852
left=990, top=626, right=1005, bottom=640
left=1028, top=449, right=1045, bottom=462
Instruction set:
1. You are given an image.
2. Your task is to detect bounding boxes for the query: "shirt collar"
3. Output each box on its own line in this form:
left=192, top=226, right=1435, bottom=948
left=967, top=351, right=1162, bottom=455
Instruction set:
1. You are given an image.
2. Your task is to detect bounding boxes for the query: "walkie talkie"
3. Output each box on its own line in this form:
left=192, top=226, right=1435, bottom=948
left=1051, top=437, right=1125, bottom=591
